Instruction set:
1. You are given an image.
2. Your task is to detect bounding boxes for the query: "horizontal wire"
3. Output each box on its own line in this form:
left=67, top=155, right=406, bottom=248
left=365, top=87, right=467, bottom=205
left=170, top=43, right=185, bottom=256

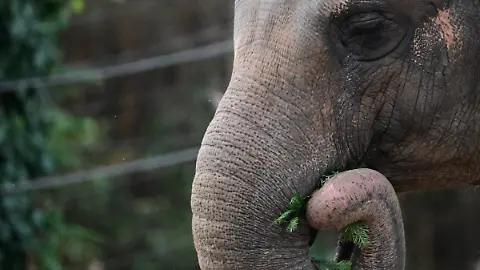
left=0, top=40, right=233, bottom=91
left=2, top=147, right=200, bottom=195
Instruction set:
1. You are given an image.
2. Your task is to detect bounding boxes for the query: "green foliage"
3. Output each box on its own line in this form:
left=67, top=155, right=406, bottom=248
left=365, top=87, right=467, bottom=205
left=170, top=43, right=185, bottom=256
left=312, top=222, right=369, bottom=270
left=38, top=110, right=104, bottom=269
left=45, top=108, right=100, bottom=170
left=311, top=222, right=369, bottom=270
left=276, top=171, right=370, bottom=270
left=340, top=222, right=369, bottom=249
left=319, top=170, right=341, bottom=187
left=312, top=258, right=352, bottom=270
left=37, top=208, right=103, bottom=269
left=0, top=0, right=102, bottom=269
left=70, top=0, right=85, bottom=14
left=274, top=170, right=342, bottom=233
left=274, top=192, right=310, bottom=232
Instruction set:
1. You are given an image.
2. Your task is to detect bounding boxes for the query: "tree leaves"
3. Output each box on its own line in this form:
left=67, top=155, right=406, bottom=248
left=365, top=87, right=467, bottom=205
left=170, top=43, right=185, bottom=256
left=0, top=0, right=100, bottom=269
left=70, top=0, right=85, bottom=14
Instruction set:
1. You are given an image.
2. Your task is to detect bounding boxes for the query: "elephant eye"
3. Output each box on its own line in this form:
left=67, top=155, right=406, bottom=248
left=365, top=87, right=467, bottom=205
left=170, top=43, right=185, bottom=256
left=339, top=12, right=407, bottom=61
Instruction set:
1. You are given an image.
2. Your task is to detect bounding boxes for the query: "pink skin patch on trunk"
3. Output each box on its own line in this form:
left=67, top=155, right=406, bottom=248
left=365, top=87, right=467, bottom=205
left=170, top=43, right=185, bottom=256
left=412, top=8, right=462, bottom=63
left=434, top=9, right=459, bottom=50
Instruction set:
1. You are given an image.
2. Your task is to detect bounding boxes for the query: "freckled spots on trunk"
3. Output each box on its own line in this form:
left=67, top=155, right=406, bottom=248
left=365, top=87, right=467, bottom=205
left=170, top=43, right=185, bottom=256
left=411, top=7, right=463, bottom=66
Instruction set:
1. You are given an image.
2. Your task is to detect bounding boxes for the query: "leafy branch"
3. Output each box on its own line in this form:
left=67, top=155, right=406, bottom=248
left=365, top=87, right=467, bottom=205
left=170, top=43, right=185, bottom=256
left=274, top=170, right=369, bottom=270
left=340, top=222, right=369, bottom=248
left=312, top=258, right=352, bottom=270
left=275, top=170, right=341, bottom=232
left=319, top=170, right=341, bottom=186
left=274, top=193, right=310, bottom=233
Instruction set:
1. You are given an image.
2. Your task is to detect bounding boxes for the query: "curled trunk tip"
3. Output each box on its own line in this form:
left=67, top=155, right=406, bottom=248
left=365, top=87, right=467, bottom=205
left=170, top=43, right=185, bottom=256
left=306, top=168, right=406, bottom=270
left=306, top=168, right=396, bottom=230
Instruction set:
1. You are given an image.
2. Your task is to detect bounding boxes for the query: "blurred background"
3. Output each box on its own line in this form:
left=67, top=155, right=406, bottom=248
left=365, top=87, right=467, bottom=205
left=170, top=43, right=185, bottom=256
left=0, top=0, right=479, bottom=269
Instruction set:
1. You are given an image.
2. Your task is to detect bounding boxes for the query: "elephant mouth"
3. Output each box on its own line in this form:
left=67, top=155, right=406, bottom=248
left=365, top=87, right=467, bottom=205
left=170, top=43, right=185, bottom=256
left=309, top=232, right=361, bottom=267
left=336, top=241, right=360, bottom=264
left=309, top=227, right=360, bottom=266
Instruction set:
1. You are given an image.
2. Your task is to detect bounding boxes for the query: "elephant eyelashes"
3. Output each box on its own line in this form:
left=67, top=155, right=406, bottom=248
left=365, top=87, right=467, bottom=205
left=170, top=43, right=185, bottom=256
left=338, top=12, right=407, bottom=61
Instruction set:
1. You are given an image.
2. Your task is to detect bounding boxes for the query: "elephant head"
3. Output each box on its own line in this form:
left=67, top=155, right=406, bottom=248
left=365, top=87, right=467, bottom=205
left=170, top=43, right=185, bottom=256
left=191, top=0, right=480, bottom=268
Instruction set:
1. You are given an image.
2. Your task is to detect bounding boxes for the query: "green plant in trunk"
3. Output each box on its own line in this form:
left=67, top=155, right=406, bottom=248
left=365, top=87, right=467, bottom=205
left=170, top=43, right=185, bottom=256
left=275, top=171, right=369, bottom=270
left=274, top=192, right=311, bottom=233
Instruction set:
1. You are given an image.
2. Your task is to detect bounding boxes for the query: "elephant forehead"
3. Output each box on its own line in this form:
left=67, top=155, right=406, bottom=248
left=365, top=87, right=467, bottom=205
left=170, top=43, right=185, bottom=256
left=234, top=0, right=349, bottom=20
left=232, top=0, right=339, bottom=49
left=234, top=0, right=455, bottom=23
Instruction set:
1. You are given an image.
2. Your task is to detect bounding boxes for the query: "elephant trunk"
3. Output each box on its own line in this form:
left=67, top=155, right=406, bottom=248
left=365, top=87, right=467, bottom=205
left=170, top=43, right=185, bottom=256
left=191, top=71, right=343, bottom=269
left=307, top=169, right=406, bottom=270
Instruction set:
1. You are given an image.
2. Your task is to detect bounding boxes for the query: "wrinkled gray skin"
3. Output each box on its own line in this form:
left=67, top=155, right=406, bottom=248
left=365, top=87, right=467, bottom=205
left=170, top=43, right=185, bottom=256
left=307, top=169, right=405, bottom=269
left=191, top=0, right=480, bottom=269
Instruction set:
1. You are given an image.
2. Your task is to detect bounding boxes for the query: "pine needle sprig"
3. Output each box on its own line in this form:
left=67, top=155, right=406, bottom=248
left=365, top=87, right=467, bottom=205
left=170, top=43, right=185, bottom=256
left=319, top=170, right=341, bottom=187
left=274, top=192, right=310, bottom=232
left=275, top=169, right=370, bottom=270
left=340, top=221, right=369, bottom=249
left=312, top=258, right=352, bottom=270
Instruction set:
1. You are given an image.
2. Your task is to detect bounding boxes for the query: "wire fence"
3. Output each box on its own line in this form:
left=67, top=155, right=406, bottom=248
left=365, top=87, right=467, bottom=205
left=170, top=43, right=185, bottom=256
left=0, top=39, right=233, bottom=91
left=1, top=147, right=200, bottom=195
left=0, top=2, right=233, bottom=269
left=0, top=34, right=231, bottom=196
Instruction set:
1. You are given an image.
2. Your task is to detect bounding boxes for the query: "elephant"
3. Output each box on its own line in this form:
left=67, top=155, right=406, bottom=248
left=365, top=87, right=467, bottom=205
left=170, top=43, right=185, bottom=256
left=190, top=0, right=480, bottom=269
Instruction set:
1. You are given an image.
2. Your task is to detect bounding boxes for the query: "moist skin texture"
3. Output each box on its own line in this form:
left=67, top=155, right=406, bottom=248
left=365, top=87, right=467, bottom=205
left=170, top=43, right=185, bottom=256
left=192, top=0, right=480, bottom=269
left=307, top=169, right=405, bottom=270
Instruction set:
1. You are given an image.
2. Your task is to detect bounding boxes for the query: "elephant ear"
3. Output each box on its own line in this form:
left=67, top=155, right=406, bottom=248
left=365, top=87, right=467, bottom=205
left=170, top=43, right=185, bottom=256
left=307, top=168, right=406, bottom=270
